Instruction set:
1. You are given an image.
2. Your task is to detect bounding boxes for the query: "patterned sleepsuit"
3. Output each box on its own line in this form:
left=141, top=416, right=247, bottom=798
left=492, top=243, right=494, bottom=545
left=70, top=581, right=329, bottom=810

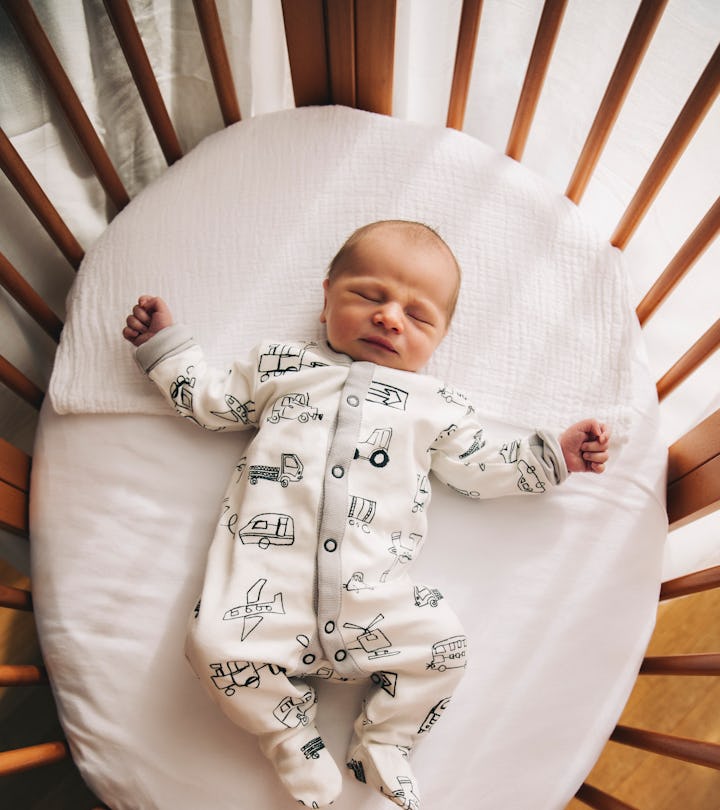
left=136, top=328, right=568, bottom=809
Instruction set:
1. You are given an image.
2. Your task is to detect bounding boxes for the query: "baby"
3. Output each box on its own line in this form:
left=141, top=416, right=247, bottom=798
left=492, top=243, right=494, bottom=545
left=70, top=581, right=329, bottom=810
left=123, top=220, right=609, bottom=809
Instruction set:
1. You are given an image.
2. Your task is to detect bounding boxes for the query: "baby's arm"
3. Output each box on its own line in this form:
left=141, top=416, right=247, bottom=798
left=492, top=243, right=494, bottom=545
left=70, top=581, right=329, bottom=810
left=559, top=419, right=611, bottom=474
left=123, top=295, right=174, bottom=346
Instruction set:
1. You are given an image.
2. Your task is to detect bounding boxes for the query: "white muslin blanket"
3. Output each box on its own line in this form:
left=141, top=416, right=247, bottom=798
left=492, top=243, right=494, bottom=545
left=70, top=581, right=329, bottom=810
left=49, top=106, right=634, bottom=434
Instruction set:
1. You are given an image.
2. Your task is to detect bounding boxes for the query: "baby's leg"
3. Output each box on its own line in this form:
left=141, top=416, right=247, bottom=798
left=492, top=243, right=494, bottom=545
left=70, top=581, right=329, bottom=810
left=345, top=590, right=468, bottom=809
left=186, top=635, right=342, bottom=807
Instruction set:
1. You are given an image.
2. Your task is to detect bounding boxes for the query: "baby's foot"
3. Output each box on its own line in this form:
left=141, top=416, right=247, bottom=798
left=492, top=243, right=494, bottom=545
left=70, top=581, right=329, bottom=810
left=346, top=739, right=420, bottom=809
left=264, top=725, right=342, bottom=808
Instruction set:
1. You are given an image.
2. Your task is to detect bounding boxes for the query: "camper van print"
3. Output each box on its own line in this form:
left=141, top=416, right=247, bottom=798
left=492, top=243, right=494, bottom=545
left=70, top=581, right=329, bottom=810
left=238, top=513, right=294, bottom=547
left=273, top=691, right=314, bottom=728
left=258, top=342, right=326, bottom=381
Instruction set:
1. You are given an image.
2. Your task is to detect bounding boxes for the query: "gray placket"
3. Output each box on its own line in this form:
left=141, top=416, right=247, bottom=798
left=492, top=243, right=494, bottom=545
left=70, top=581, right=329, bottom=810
left=316, top=360, right=375, bottom=677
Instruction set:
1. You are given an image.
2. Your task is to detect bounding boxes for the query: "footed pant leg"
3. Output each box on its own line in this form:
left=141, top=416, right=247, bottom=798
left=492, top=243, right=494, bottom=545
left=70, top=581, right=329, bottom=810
left=186, top=637, right=342, bottom=807
left=344, top=585, right=468, bottom=809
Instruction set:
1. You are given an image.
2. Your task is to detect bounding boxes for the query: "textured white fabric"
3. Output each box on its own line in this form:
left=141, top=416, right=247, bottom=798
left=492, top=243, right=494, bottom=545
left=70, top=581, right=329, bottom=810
left=49, top=106, right=634, bottom=436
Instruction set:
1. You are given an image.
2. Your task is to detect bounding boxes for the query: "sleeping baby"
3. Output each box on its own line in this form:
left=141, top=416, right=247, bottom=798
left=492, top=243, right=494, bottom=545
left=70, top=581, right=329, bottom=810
left=123, top=219, right=610, bottom=809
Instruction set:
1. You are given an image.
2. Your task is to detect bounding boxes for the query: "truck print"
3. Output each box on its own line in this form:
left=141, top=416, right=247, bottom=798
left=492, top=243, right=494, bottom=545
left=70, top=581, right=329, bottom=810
left=267, top=393, right=323, bottom=423
left=238, top=513, right=295, bottom=547
left=258, top=343, right=325, bottom=381
left=248, top=453, right=303, bottom=487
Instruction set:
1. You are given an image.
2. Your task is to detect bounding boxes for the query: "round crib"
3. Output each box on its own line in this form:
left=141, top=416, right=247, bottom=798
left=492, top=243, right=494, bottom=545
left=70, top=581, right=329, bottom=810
left=0, top=1, right=718, bottom=809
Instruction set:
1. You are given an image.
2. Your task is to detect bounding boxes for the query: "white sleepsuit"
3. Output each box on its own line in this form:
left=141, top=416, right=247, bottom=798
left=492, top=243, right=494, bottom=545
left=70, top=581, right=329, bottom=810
left=137, top=329, right=568, bottom=809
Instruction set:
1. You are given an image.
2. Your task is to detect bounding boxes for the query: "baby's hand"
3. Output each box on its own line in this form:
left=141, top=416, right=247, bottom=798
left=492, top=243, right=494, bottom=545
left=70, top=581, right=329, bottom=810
left=123, top=295, right=174, bottom=346
left=559, top=419, right=611, bottom=474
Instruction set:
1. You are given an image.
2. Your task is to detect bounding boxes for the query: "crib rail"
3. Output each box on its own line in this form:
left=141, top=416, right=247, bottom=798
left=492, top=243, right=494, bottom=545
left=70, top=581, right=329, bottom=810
left=0, top=0, right=718, bottom=807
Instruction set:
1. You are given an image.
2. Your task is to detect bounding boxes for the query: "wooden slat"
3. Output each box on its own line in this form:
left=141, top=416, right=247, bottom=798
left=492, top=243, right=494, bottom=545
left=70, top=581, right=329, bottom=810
left=446, top=0, right=484, bottom=130
left=611, top=42, right=720, bottom=248
left=0, top=741, right=69, bottom=776
left=656, top=318, right=720, bottom=402
left=0, top=478, right=28, bottom=537
left=0, top=664, right=48, bottom=686
left=281, top=0, right=330, bottom=107
left=326, top=0, right=356, bottom=107
left=566, top=0, right=668, bottom=203
left=660, top=564, right=720, bottom=601
left=505, top=0, right=568, bottom=161
left=0, top=354, right=44, bottom=411
left=575, top=782, right=639, bottom=810
left=640, top=653, right=720, bottom=676
left=0, top=583, right=32, bottom=611
left=666, top=408, right=720, bottom=528
left=354, top=0, right=396, bottom=115
left=2, top=0, right=130, bottom=211
left=192, top=0, right=241, bottom=126
left=0, top=128, right=84, bottom=270
left=0, top=438, right=31, bottom=493
left=636, top=195, right=720, bottom=325
left=610, top=724, right=720, bottom=769
left=102, top=0, right=183, bottom=165
left=0, top=250, right=63, bottom=342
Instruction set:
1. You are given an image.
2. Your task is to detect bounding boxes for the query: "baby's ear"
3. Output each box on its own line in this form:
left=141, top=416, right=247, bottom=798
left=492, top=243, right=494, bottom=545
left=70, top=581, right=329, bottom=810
left=319, top=278, right=330, bottom=323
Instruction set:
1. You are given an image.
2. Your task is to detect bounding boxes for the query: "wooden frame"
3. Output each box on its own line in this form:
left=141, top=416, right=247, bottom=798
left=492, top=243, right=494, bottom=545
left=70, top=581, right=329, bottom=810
left=0, top=0, right=717, bottom=807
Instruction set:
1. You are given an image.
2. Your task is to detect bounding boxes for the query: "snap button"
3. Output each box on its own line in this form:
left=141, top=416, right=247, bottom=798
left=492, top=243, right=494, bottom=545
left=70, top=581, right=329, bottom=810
left=324, top=621, right=335, bottom=634
left=346, top=395, right=359, bottom=407
left=331, top=465, right=344, bottom=479
left=302, top=653, right=316, bottom=665
left=324, top=538, right=337, bottom=552
left=334, top=649, right=347, bottom=662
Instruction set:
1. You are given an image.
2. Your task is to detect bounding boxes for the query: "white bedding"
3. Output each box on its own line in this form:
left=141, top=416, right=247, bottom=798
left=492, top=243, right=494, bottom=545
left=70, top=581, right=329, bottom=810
left=30, top=107, right=667, bottom=809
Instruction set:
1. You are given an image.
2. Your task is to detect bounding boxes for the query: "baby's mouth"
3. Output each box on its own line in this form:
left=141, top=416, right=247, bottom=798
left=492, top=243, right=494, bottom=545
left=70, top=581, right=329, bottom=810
left=361, top=336, right=399, bottom=354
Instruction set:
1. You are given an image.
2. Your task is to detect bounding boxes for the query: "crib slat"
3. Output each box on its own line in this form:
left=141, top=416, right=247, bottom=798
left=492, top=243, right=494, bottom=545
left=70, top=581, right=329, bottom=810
left=281, top=0, right=330, bottom=107
left=2, top=0, right=130, bottom=211
left=0, top=250, right=63, bottom=342
left=192, top=0, right=241, bottom=126
left=0, top=741, right=69, bottom=776
left=610, top=725, right=720, bottom=769
left=637, top=196, right=720, bottom=325
left=575, top=783, right=639, bottom=810
left=0, top=438, right=31, bottom=493
left=326, top=0, right=357, bottom=107
left=0, top=128, right=85, bottom=270
left=660, top=565, right=720, bottom=601
left=656, top=319, right=720, bottom=402
left=446, top=0, right=484, bottom=130
left=354, top=0, right=396, bottom=115
left=0, top=479, right=28, bottom=537
left=565, top=0, right=668, bottom=203
left=505, top=0, right=568, bottom=161
left=640, top=653, right=720, bottom=676
left=611, top=42, right=720, bottom=249
left=667, top=408, right=720, bottom=529
left=0, top=664, right=48, bottom=686
left=0, top=583, right=32, bottom=611
left=0, top=355, right=44, bottom=411
left=102, top=0, right=183, bottom=165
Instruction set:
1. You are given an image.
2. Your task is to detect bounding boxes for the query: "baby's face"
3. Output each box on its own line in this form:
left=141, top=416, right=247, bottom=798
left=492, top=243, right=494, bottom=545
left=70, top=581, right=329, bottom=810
left=320, top=227, right=457, bottom=372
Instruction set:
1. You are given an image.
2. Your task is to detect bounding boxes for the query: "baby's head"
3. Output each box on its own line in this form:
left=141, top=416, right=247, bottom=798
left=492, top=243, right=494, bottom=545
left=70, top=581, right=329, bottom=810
left=320, top=220, right=461, bottom=372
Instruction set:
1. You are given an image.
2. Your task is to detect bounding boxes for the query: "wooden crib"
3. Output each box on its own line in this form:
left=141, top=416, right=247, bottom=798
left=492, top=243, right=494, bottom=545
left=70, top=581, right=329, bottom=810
left=0, top=1, right=718, bottom=808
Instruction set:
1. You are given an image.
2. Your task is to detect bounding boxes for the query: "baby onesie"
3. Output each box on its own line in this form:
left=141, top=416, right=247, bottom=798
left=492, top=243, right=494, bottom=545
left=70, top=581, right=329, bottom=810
left=137, top=328, right=567, bottom=809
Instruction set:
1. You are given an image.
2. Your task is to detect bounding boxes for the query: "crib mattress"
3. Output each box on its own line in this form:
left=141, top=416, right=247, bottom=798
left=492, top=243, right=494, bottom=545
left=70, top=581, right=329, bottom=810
left=30, top=107, right=667, bottom=809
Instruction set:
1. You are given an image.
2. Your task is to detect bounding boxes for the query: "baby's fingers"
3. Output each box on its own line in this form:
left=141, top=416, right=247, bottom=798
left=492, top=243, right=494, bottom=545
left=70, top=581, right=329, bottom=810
left=583, top=448, right=609, bottom=473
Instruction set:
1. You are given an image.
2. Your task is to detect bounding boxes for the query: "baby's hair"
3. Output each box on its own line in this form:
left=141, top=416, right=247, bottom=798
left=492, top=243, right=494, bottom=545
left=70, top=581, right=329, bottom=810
left=327, top=219, right=462, bottom=321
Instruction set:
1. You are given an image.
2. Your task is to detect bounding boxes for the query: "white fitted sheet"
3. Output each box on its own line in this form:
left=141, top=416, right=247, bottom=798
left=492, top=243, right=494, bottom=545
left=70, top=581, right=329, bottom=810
left=30, top=107, right=667, bottom=809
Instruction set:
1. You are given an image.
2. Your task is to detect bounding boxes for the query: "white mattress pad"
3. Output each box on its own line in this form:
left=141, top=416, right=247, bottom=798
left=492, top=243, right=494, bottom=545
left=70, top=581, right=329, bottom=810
left=31, top=107, right=667, bottom=809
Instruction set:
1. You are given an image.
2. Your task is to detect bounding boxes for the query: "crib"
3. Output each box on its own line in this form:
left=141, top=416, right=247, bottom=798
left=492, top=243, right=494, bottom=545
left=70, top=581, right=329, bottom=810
left=0, top=1, right=718, bottom=809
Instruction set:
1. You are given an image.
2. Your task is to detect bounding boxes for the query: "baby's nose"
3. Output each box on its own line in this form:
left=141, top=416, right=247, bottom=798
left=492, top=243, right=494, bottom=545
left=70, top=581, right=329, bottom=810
left=373, top=302, right=404, bottom=331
